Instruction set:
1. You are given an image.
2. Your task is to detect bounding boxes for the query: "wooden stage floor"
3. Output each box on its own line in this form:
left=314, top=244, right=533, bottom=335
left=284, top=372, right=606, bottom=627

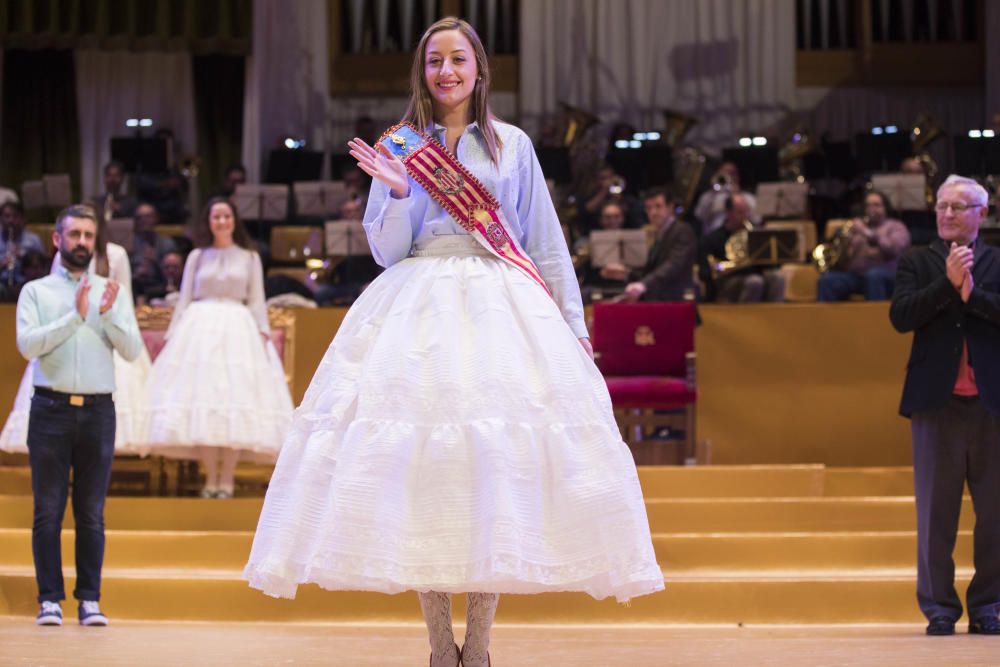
left=2, top=620, right=998, bottom=667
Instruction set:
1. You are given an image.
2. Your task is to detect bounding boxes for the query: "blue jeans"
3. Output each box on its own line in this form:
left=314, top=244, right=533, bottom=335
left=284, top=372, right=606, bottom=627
left=817, top=266, right=896, bottom=302
left=27, top=391, right=116, bottom=603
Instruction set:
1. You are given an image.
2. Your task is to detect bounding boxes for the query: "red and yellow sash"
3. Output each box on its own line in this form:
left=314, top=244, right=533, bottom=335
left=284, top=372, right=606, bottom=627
left=378, top=122, right=550, bottom=296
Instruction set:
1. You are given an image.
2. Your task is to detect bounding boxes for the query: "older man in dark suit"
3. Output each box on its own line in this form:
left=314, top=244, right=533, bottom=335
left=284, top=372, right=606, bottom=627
left=890, top=174, right=1000, bottom=636
left=619, top=188, right=697, bottom=302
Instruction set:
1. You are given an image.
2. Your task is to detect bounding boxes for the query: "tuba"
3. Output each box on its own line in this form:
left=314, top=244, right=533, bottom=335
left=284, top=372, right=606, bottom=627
left=778, top=127, right=817, bottom=183
left=910, top=112, right=944, bottom=207
left=558, top=102, right=601, bottom=148
left=662, top=109, right=705, bottom=213
left=662, top=110, right=698, bottom=148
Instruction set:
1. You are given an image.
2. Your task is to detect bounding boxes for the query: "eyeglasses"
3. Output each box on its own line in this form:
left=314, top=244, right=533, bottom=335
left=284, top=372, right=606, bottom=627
left=934, top=202, right=984, bottom=213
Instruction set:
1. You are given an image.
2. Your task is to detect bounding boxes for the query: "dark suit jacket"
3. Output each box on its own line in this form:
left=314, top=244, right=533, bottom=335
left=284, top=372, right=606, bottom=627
left=636, top=220, right=697, bottom=301
left=890, top=239, right=1000, bottom=417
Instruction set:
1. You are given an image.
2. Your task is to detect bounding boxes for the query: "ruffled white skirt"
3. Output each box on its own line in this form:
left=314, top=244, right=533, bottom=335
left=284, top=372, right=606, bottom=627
left=243, top=236, right=664, bottom=603
left=145, top=300, right=293, bottom=461
left=0, top=348, right=153, bottom=455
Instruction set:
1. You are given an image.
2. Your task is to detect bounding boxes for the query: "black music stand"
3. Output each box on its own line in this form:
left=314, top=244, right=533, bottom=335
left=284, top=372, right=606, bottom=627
left=745, top=229, right=799, bottom=265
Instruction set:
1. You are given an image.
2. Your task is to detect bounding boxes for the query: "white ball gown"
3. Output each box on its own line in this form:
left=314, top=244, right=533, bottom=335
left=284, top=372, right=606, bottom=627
left=144, top=244, right=293, bottom=461
left=244, top=122, right=664, bottom=603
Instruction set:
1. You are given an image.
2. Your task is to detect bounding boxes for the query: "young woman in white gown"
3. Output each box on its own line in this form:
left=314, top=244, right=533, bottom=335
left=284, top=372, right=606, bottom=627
left=0, top=224, right=151, bottom=454
left=145, top=198, right=293, bottom=498
left=243, top=18, right=663, bottom=666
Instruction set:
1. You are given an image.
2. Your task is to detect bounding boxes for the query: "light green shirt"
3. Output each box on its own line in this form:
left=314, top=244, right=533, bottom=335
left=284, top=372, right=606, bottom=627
left=16, top=264, right=143, bottom=394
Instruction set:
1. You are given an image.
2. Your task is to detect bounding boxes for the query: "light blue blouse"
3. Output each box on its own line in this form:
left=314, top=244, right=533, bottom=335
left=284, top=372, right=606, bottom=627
left=362, top=121, right=587, bottom=339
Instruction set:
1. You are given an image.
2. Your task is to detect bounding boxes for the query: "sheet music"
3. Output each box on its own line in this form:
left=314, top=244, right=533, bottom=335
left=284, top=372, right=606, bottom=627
left=870, top=173, right=927, bottom=211
left=756, top=182, right=809, bottom=218
left=324, top=221, right=370, bottom=256
left=232, top=184, right=289, bottom=221
left=293, top=181, right=351, bottom=217
left=589, top=229, right=648, bottom=269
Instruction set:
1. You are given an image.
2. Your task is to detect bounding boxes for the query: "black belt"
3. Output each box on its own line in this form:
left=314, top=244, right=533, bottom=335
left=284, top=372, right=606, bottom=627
left=33, top=387, right=112, bottom=407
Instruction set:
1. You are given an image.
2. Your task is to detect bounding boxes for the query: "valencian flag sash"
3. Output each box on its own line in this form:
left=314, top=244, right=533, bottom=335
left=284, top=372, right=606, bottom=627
left=378, top=122, right=551, bottom=296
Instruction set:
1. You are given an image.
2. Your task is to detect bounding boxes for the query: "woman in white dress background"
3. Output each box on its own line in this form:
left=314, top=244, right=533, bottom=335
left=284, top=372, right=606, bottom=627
left=0, top=213, right=151, bottom=454
left=145, top=198, right=293, bottom=498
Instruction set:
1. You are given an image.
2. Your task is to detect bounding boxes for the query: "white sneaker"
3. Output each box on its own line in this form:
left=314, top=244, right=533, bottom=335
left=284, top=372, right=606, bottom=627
left=78, top=600, right=108, bottom=626
left=36, top=601, right=62, bottom=626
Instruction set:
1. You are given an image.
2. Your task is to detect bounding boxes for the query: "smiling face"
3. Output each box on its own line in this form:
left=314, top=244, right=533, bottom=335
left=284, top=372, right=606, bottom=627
left=208, top=202, right=236, bottom=246
left=423, top=29, right=478, bottom=118
left=935, top=185, right=986, bottom=246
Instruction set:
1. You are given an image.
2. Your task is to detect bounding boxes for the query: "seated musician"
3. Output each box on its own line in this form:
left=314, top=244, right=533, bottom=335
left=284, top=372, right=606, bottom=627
left=817, top=190, right=911, bottom=301
left=698, top=193, right=784, bottom=303
left=597, top=188, right=697, bottom=302
left=575, top=200, right=633, bottom=301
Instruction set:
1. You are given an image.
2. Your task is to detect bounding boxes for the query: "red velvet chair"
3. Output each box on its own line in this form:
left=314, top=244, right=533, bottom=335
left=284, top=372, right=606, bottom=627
left=591, top=301, right=698, bottom=465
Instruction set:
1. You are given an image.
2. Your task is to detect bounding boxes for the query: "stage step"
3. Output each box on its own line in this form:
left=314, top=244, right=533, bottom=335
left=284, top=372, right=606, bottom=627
left=0, top=464, right=918, bottom=498
left=0, top=494, right=967, bottom=533
left=0, top=528, right=972, bottom=571
left=0, top=567, right=955, bottom=624
left=0, top=465, right=970, bottom=625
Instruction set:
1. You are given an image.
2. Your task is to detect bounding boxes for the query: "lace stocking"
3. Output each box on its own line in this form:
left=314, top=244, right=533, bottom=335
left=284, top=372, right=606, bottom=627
left=218, top=448, right=240, bottom=494
left=200, top=447, right=220, bottom=490
left=419, top=591, right=458, bottom=667
left=462, top=592, right=499, bottom=667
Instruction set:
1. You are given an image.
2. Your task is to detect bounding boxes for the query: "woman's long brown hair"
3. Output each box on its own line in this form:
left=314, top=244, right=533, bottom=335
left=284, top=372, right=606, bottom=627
left=401, top=17, right=503, bottom=165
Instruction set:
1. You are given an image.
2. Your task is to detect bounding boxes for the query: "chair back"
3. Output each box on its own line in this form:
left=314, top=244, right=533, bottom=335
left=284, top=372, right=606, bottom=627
left=592, top=302, right=695, bottom=377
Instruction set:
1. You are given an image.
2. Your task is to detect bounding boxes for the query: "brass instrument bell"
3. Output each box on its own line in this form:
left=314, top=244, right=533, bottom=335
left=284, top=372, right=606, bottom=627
left=558, top=102, right=601, bottom=147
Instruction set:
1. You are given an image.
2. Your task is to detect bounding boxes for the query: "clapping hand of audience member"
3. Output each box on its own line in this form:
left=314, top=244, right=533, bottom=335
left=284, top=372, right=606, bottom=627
left=99, top=280, right=120, bottom=315
left=961, top=268, right=974, bottom=303
left=75, top=274, right=91, bottom=319
left=946, top=242, right=974, bottom=292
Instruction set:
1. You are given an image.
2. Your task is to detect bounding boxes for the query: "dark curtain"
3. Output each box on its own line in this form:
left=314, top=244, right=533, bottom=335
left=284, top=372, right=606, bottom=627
left=0, top=0, right=253, bottom=54
left=0, top=49, right=81, bottom=204
left=192, top=54, right=245, bottom=203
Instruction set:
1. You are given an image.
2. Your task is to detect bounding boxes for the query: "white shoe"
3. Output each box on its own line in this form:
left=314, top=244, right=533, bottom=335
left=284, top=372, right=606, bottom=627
left=78, top=600, right=108, bottom=626
left=36, top=601, right=62, bottom=626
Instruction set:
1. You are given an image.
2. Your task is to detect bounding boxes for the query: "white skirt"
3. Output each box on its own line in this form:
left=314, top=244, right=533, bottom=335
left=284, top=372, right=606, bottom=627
left=0, top=348, right=153, bottom=455
left=145, top=300, right=293, bottom=461
left=243, top=237, right=664, bottom=603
